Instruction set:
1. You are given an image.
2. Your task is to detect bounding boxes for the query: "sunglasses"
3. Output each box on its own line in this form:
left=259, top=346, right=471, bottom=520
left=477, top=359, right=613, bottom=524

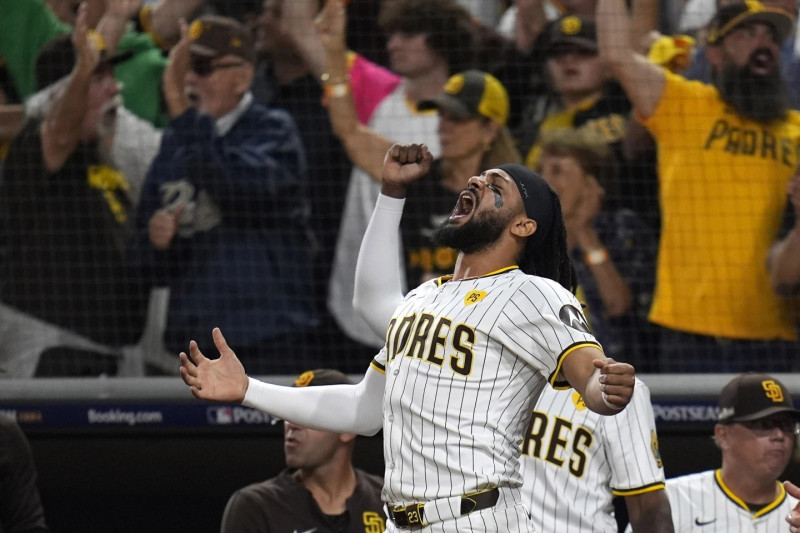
left=737, top=417, right=799, bottom=435
left=190, top=57, right=246, bottom=77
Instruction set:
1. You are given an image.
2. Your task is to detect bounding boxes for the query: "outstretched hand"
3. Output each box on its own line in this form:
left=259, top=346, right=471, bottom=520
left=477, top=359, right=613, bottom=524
left=179, top=328, right=249, bottom=402
left=787, top=481, right=800, bottom=532
left=381, top=143, right=434, bottom=198
left=593, top=357, right=635, bottom=410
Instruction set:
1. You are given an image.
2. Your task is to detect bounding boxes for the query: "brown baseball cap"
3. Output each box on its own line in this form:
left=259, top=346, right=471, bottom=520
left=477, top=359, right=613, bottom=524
left=293, top=369, right=352, bottom=387
left=707, top=1, right=794, bottom=45
left=188, top=15, right=255, bottom=63
left=717, top=373, right=800, bottom=424
left=547, top=15, right=598, bottom=55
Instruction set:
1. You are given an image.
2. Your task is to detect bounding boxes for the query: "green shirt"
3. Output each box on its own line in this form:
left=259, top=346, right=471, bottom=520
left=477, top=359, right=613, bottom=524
left=0, top=0, right=70, bottom=99
left=0, top=0, right=168, bottom=126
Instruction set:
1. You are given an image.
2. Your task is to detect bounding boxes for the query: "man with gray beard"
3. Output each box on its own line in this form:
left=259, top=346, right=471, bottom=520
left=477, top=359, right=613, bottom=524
left=598, top=0, right=800, bottom=372
left=0, top=5, right=148, bottom=377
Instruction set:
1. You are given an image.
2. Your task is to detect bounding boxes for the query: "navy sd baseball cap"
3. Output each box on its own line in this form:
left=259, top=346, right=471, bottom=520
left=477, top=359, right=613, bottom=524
left=293, top=369, right=352, bottom=387
left=717, top=373, right=800, bottom=424
left=706, top=1, right=793, bottom=45
left=418, top=70, right=510, bottom=126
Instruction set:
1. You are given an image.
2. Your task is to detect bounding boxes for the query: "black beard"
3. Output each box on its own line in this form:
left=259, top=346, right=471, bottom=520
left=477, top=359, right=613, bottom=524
left=434, top=209, right=512, bottom=254
left=714, top=59, right=789, bottom=123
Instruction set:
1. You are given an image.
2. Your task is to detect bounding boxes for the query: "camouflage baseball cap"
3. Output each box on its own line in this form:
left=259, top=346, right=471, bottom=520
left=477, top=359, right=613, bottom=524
left=707, top=1, right=794, bottom=45
left=293, top=369, right=352, bottom=387
left=188, top=15, right=255, bottom=63
left=717, top=373, right=800, bottom=423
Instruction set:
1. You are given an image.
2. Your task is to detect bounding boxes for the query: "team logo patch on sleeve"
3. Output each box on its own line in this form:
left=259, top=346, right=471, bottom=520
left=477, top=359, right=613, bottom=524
left=650, top=430, right=663, bottom=468
left=559, top=304, right=591, bottom=333
left=464, top=290, right=487, bottom=306
left=572, top=391, right=587, bottom=411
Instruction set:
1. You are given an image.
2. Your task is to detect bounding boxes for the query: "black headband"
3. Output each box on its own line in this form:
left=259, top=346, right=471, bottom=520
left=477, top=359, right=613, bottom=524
left=497, top=163, right=555, bottom=250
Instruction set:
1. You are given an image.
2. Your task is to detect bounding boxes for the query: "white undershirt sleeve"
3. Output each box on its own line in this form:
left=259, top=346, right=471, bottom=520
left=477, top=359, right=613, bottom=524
left=353, top=193, right=407, bottom=336
left=241, top=366, right=385, bottom=436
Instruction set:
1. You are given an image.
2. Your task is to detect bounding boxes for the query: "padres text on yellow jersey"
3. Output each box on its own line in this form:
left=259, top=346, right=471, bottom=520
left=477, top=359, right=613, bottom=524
left=640, top=70, right=800, bottom=341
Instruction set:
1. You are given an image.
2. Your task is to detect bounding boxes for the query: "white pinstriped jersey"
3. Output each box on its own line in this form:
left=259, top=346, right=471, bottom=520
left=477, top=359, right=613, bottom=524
left=522, top=378, right=666, bottom=532
left=370, top=267, right=599, bottom=510
left=662, top=470, right=798, bottom=532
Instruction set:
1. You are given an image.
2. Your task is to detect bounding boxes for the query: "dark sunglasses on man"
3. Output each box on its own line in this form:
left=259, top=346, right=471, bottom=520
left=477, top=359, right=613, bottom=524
left=735, top=415, right=799, bottom=435
left=190, top=56, right=245, bottom=77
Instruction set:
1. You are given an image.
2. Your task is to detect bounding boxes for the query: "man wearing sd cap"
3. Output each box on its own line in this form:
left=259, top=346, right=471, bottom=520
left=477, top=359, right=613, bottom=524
left=520, top=13, right=660, bottom=228
left=656, top=373, right=800, bottom=532
left=221, top=369, right=385, bottom=533
left=130, top=15, right=318, bottom=375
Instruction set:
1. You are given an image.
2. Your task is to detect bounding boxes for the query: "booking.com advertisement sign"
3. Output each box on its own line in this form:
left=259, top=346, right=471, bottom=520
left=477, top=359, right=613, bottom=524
left=0, top=400, right=735, bottom=431
left=0, top=403, right=282, bottom=430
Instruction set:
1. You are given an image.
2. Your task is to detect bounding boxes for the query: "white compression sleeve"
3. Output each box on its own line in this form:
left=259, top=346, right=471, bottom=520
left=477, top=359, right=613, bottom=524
left=241, top=366, right=385, bottom=436
left=353, top=193, right=407, bottom=336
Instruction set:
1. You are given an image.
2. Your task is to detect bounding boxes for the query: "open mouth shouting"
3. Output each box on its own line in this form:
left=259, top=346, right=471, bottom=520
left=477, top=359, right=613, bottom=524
left=748, top=48, right=776, bottom=76
left=450, top=189, right=477, bottom=222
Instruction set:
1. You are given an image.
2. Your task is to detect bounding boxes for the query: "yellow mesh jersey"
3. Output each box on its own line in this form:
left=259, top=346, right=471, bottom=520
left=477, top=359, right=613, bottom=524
left=641, top=71, right=800, bottom=340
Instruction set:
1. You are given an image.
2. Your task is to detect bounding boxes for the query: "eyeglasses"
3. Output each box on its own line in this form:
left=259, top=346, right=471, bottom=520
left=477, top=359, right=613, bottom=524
left=190, top=57, right=246, bottom=77
left=736, top=417, right=799, bottom=435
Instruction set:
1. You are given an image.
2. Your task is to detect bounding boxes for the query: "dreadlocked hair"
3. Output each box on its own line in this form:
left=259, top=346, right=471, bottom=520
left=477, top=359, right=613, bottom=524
left=518, top=188, right=578, bottom=294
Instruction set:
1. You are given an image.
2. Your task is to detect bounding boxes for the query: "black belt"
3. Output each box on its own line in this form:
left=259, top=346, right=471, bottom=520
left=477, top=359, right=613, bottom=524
left=389, top=487, right=500, bottom=530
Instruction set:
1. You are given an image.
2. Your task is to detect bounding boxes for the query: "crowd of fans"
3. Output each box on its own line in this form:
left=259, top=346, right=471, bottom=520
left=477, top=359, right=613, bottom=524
left=0, top=0, right=798, bottom=378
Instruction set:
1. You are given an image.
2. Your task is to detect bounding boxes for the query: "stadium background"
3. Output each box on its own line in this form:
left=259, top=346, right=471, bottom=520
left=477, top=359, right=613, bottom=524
left=1, top=0, right=799, bottom=532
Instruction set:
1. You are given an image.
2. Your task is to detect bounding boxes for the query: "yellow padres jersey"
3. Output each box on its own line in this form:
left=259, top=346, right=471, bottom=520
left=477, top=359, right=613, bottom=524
left=662, top=470, right=798, bottom=532
left=641, top=71, right=800, bottom=340
left=370, top=267, right=599, bottom=508
left=522, top=379, right=665, bottom=533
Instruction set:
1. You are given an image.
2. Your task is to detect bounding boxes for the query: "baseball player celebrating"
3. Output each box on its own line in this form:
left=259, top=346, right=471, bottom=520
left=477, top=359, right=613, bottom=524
left=352, top=146, right=672, bottom=532
left=180, top=143, right=636, bottom=532
left=654, top=374, right=800, bottom=532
